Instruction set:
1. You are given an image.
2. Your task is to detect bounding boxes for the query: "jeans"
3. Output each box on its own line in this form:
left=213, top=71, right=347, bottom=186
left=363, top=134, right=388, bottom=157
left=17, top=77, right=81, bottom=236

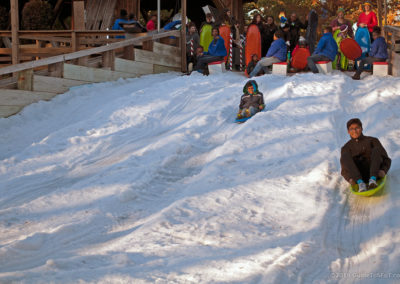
left=195, top=55, right=224, bottom=73
left=240, top=106, right=259, bottom=117
left=307, top=54, right=330, bottom=73
left=249, top=57, right=281, bottom=78
left=355, top=57, right=386, bottom=75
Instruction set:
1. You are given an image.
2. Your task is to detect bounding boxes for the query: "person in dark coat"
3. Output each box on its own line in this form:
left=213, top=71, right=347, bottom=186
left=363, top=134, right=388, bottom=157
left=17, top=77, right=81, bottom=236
left=186, top=22, right=200, bottom=72
left=352, top=27, right=388, bottom=80
left=340, top=118, right=391, bottom=192
left=264, top=16, right=277, bottom=54
left=306, top=3, right=319, bottom=54
left=237, top=80, right=265, bottom=119
left=252, top=13, right=268, bottom=56
left=288, top=13, right=307, bottom=52
left=307, top=26, right=338, bottom=73
left=246, top=54, right=261, bottom=76
left=195, top=27, right=227, bottom=74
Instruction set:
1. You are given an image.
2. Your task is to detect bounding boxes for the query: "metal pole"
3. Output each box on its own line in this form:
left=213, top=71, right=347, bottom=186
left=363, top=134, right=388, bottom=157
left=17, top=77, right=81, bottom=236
left=181, top=0, right=187, bottom=72
left=157, top=0, right=161, bottom=32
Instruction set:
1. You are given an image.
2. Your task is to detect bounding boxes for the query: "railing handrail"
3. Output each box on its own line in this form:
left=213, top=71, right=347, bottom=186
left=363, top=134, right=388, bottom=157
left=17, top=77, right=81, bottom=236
left=384, top=25, right=400, bottom=36
left=0, top=30, right=180, bottom=76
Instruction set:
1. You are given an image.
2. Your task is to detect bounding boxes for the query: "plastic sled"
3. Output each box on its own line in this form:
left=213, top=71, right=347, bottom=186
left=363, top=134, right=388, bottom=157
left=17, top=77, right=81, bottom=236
left=350, top=175, right=386, bottom=197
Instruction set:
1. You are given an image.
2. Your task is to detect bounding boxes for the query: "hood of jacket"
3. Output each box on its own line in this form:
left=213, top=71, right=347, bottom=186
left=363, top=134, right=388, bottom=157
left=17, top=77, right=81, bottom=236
left=243, top=80, right=259, bottom=94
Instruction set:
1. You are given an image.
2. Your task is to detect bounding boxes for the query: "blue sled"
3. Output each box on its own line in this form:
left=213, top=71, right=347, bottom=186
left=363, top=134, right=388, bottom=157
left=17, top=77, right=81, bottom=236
left=235, top=109, right=266, bottom=123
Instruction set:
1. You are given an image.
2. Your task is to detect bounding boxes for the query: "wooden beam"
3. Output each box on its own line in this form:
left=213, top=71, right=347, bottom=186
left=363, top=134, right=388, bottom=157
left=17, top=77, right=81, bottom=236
left=134, top=49, right=181, bottom=68
left=153, top=42, right=180, bottom=57
left=63, top=63, right=138, bottom=83
left=73, top=1, right=86, bottom=30
left=114, top=58, right=151, bottom=75
left=102, top=50, right=115, bottom=70
left=0, top=89, right=57, bottom=106
left=154, top=64, right=181, bottom=74
left=0, top=30, right=181, bottom=76
left=181, top=0, right=187, bottom=73
left=11, top=0, right=19, bottom=65
left=17, top=69, right=33, bottom=91
left=33, top=75, right=87, bottom=93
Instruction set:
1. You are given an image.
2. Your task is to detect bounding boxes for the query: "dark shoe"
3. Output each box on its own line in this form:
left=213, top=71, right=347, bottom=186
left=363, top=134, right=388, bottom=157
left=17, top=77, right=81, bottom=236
left=352, top=73, right=361, bottom=80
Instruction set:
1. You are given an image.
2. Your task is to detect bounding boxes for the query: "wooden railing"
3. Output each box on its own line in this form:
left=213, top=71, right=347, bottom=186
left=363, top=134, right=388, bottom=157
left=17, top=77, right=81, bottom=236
left=0, top=30, right=181, bottom=76
left=0, top=30, right=127, bottom=64
left=384, top=25, right=400, bottom=76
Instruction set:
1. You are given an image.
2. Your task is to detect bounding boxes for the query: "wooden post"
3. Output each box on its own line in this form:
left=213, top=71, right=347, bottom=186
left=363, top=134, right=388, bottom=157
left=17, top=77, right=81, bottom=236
left=181, top=0, right=187, bottom=73
left=11, top=0, right=20, bottom=66
left=102, top=50, right=115, bottom=70
left=48, top=62, right=64, bottom=77
left=123, top=46, right=135, bottom=60
left=142, top=40, right=154, bottom=51
left=17, top=69, right=33, bottom=91
left=384, top=0, right=388, bottom=26
left=377, top=0, right=382, bottom=27
left=72, top=0, right=85, bottom=30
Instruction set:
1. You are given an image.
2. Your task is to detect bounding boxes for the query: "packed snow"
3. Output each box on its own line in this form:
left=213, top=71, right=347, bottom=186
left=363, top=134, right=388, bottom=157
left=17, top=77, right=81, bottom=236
left=0, top=71, right=400, bottom=283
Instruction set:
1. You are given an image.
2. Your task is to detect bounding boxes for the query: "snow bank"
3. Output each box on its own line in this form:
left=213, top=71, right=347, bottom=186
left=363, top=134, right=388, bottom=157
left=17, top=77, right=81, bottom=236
left=0, top=71, right=399, bottom=283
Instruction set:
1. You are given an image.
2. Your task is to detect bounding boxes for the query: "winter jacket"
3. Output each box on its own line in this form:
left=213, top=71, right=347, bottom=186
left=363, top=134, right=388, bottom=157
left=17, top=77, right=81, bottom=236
left=358, top=12, right=378, bottom=33
left=340, top=134, right=391, bottom=182
left=264, top=23, right=277, bottom=52
left=266, top=38, right=287, bottom=62
left=204, top=36, right=227, bottom=57
left=239, top=80, right=265, bottom=110
left=313, top=32, right=338, bottom=61
left=186, top=32, right=200, bottom=55
left=306, top=9, right=318, bottom=39
left=112, top=18, right=128, bottom=39
left=369, top=36, right=388, bottom=59
left=288, top=18, right=307, bottom=49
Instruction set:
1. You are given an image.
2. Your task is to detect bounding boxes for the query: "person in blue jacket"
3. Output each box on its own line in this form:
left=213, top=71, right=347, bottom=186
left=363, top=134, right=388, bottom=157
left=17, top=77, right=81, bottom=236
left=194, top=28, right=227, bottom=74
left=249, top=30, right=287, bottom=78
left=307, top=26, right=338, bottom=73
left=112, top=9, right=129, bottom=39
left=352, top=26, right=388, bottom=80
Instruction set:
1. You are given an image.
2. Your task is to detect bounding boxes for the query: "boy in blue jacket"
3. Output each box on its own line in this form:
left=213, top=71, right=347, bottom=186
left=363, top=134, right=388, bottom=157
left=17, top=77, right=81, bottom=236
left=352, top=26, right=388, bottom=80
left=249, top=30, right=287, bottom=78
left=194, top=28, right=227, bottom=74
left=307, top=26, right=338, bottom=73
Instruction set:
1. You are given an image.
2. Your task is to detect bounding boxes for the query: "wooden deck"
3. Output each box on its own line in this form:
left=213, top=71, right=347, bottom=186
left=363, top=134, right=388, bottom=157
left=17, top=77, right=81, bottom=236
left=0, top=30, right=183, bottom=118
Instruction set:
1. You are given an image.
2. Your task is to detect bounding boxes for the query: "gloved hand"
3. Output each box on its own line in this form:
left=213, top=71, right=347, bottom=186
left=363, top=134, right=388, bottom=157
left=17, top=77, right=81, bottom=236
left=259, top=104, right=264, bottom=110
left=378, top=170, right=386, bottom=178
left=286, top=41, right=290, bottom=46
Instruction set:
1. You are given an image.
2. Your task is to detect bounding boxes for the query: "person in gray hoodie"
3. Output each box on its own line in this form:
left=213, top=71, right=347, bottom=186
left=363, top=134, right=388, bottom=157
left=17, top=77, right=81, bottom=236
left=237, top=80, right=265, bottom=119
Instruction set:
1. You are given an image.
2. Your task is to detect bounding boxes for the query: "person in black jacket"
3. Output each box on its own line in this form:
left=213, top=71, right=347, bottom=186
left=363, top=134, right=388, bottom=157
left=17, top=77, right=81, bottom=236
left=237, top=80, right=265, bottom=119
left=288, top=13, right=308, bottom=52
left=340, top=118, right=391, bottom=192
left=264, top=16, right=277, bottom=54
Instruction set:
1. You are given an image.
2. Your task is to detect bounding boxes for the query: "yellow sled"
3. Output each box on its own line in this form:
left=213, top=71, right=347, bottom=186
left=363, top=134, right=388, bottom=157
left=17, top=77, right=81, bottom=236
left=350, top=175, right=387, bottom=197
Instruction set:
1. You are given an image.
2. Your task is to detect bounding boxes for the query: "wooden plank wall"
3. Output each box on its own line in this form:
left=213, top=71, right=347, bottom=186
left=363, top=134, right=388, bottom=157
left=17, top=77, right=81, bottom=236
left=0, top=42, right=181, bottom=118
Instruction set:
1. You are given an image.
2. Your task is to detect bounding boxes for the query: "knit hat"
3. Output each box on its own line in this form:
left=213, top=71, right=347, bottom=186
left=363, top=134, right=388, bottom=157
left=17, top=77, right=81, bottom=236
left=337, top=7, right=345, bottom=13
left=364, top=1, right=372, bottom=6
left=299, top=36, right=307, bottom=44
left=340, top=24, right=348, bottom=33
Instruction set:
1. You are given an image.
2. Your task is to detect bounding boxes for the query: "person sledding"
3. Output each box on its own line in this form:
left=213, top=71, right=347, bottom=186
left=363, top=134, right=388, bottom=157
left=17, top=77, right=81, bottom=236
left=340, top=118, right=391, bottom=192
left=194, top=27, right=227, bottom=75
left=352, top=26, right=388, bottom=80
left=237, top=80, right=265, bottom=119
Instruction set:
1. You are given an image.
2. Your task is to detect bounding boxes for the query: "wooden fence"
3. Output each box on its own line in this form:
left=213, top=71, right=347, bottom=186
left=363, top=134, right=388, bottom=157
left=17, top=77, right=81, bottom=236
left=0, top=30, right=183, bottom=118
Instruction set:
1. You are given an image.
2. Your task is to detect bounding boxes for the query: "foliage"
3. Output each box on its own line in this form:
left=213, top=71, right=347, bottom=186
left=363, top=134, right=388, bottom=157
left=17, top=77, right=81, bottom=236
left=21, top=0, right=54, bottom=30
left=0, top=6, right=8, bottom=30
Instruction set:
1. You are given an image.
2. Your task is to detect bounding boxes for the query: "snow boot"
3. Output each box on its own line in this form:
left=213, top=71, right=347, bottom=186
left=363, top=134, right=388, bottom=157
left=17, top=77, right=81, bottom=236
left=352, top=73, right=361, bottom=80
left=358, top=181, right=367, bottom=192
left=368, top=177, right=377, bottom=190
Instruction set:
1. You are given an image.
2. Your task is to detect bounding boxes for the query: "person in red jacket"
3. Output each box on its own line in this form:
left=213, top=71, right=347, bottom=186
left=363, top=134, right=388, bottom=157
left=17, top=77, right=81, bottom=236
left=357, top=1, right=377, bottom=38
left=146, top=14, right=157, bottom=32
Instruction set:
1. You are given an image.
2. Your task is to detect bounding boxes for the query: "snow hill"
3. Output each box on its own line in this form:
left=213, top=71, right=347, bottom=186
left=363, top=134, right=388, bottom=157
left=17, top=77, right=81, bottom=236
left=0, top=71, right=400, bottom=283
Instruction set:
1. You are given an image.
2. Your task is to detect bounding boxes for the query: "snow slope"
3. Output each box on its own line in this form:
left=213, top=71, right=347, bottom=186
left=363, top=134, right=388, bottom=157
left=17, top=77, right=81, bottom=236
left=0, top=71, right=400, bottom=283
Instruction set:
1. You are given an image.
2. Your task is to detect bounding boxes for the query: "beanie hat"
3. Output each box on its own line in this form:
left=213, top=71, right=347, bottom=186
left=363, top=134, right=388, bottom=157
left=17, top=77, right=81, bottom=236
left=337, top=7, right=345, bottom=13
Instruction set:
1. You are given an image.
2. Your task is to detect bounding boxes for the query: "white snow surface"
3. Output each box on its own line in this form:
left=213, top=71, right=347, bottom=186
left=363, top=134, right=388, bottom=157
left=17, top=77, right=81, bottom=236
left=0, top=71, right=400, bottom=283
